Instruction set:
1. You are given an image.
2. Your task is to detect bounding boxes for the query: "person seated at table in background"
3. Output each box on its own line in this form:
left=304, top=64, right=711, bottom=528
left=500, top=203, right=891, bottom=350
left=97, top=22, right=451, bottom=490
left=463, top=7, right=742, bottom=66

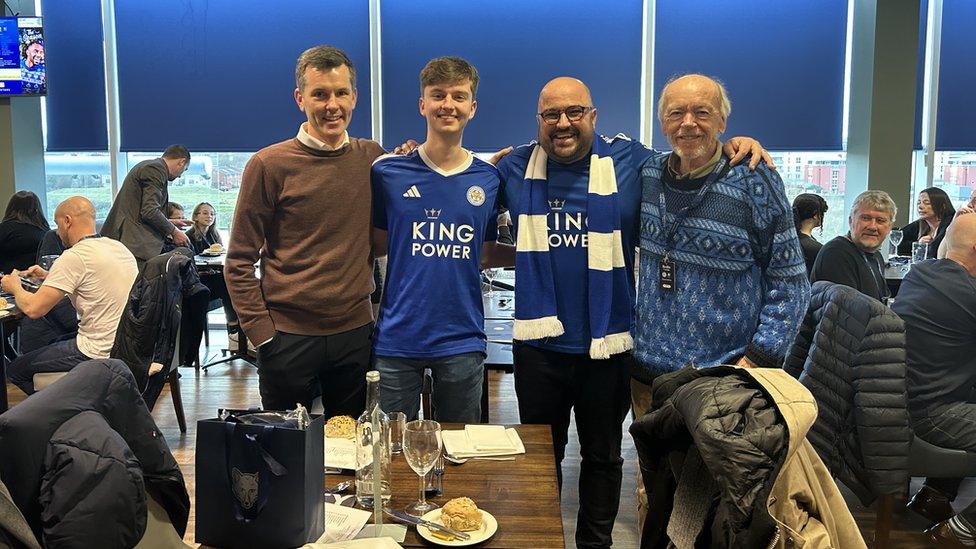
left=0, top=190, right=49, bottom=274
left=186, top=202, right=239, bottom=341
left=160, top=201, right=186, bottom=253
left=792, top=192, right=828, bottom=275
left=0, top=196, right=138, bottom=395
left=897, top=187, right=956, bottom=260
left=371, top=57, right=512, bottom=423
left=811, top=190, right=895, bottom=303
left=891, top=212, right=976, bottom=547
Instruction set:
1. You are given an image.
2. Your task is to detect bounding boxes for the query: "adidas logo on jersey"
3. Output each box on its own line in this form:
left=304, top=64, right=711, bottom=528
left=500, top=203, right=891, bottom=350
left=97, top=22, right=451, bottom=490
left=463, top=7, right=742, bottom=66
left=403, top=185, right=421, bottom=198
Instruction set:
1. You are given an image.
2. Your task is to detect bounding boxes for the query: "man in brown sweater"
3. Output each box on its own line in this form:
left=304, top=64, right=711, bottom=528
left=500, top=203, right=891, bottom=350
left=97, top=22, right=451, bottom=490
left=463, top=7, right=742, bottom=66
left=225, top=45, right=384, bottom=415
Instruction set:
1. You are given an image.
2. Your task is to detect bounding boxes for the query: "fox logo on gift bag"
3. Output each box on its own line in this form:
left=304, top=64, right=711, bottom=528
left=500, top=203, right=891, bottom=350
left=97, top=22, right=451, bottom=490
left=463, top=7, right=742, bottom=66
left=232, top=468, right=260, bottom=509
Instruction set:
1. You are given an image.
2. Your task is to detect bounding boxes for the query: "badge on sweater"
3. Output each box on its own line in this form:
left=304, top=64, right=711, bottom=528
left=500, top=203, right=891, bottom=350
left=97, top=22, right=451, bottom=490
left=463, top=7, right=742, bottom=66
left=466, top=186, right=486, bottom=206
left=659, top=256, right=676, bottom=291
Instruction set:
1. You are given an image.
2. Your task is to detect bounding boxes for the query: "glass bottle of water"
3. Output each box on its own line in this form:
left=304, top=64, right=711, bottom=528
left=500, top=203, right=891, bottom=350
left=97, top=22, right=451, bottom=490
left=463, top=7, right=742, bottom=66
left=355, top=371, right=391, bottom=507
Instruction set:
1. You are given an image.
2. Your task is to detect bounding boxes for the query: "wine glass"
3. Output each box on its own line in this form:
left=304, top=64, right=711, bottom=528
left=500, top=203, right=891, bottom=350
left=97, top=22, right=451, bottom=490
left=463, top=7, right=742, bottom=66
left=402, top=419, right=442, bottom=517
left=483, top=268, right=498, bottom=296
left=888, top=229, right=903, bottom=258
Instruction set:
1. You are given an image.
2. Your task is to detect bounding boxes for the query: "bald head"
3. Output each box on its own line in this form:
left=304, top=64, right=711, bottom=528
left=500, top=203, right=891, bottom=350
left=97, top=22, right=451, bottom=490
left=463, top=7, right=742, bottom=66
left=55, top=196, right=96, bottom=221
left=54, top=196, right=97, bottom=247
left=945, top=213, right=976, bottom=257
left=536, top=77, right=597, bottom=164
left=658, top=74, right=730, bottom=122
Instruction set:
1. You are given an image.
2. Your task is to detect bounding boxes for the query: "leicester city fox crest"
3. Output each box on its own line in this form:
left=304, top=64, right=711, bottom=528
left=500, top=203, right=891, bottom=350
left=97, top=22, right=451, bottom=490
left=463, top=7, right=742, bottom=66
left=232, top=468, right=259, bottom=509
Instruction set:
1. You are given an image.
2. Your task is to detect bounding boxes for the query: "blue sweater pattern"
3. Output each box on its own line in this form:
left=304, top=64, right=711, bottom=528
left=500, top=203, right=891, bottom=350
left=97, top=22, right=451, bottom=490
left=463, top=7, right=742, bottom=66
left=633, top=155, right=810, bottom=378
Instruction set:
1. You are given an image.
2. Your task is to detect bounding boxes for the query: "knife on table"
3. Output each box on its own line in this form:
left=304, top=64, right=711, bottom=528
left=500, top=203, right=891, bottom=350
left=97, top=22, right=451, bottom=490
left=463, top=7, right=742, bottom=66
left=384, top=508, right=471, bottom=540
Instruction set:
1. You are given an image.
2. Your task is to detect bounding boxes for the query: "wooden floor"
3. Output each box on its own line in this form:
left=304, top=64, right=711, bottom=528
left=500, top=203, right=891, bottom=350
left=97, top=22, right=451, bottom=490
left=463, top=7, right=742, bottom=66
left=3, top=329, right=959, bottom=548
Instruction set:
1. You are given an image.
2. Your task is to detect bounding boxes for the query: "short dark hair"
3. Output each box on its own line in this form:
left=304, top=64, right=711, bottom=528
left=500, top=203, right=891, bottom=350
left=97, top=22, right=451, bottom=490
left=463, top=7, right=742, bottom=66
left=420, top=56, right=479, bottom=97
left=295, top=45, right=355, bottom=91
left=162, top=144, right=190, bottom=161
left=792, top=193, right=828, bottom=229
left=165, top=202, right=184, bottom=218
left=3, top=190, right=49, bottom=231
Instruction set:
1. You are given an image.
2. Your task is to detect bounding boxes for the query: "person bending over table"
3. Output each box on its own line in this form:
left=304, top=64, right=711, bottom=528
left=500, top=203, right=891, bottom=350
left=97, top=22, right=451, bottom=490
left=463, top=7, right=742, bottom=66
left=0, top=197, right=137, bottom=395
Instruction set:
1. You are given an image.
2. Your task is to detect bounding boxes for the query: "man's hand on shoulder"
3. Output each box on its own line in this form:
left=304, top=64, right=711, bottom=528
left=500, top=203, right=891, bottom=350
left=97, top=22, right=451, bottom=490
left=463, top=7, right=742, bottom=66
left=393, top=139, right=420, bottom=155
left=724, top=137, right=776, bottom=171
left=488, top=146, right=514, bottom=166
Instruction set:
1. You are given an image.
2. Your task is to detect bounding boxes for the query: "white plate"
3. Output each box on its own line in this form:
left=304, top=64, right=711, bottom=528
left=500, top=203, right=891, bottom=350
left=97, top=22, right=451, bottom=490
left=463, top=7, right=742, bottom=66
left=201, top=250, right=225, bottom=256
left=416, top=508, right=497, bottom=546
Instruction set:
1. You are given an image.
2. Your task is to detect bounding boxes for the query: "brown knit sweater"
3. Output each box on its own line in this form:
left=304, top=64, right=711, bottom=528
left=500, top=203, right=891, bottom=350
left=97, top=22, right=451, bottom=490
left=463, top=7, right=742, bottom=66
left=226, top=137, right=385, bottom=345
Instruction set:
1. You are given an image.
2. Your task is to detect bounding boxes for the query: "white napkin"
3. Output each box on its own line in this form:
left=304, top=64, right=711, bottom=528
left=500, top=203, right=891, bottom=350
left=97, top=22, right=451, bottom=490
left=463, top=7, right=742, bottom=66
left=442, top=426, right=525, bottom=459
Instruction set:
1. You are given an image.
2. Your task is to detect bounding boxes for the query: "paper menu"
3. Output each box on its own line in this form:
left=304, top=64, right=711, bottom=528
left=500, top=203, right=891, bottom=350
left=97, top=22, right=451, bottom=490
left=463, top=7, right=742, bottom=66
left=325, top=437, right=357, bottom=470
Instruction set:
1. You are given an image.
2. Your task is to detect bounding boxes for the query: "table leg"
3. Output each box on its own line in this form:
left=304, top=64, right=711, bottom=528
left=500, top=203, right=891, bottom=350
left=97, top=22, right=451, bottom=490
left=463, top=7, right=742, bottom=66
left=0, top=320, right=8, bottom=413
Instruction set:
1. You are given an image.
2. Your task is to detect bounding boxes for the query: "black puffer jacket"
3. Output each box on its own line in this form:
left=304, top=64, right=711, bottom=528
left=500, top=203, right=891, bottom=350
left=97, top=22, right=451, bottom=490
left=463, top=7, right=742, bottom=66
left=784, top=281, right=911, bottom=504
left=112, top=248, right=208, bottom=408
left=0, top=359, right=189, bottom=547
left=630, top=365, right=864, bottom=549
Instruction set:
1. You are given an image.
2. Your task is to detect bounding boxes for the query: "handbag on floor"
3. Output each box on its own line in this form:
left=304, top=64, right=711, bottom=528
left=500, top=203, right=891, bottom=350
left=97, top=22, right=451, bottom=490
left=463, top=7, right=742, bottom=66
left=195, top=409, right=324, bottom=548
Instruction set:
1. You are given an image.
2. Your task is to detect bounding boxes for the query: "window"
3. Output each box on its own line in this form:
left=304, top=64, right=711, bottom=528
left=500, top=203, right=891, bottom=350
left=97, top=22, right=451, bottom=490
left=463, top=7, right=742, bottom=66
left=43, top=152, right=113, bottom=224
left=770, top=151, right=848, bottom=240
left=932, top=151, right=976, bottom=208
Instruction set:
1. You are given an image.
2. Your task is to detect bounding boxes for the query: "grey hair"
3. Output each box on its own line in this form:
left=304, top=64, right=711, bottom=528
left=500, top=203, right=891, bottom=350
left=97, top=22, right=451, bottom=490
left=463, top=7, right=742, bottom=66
left=657, top=74, right=732, bottom=122
left=850, top=190, right=898, bottom=224
left=295, top=45, right=355, bottom=91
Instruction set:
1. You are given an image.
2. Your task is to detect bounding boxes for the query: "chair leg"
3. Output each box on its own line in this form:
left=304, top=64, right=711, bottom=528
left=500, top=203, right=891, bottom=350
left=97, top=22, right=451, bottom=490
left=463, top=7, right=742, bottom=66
left=168, top=370, right=187, bottom=434
left=875, top=493, right=894, bottom=549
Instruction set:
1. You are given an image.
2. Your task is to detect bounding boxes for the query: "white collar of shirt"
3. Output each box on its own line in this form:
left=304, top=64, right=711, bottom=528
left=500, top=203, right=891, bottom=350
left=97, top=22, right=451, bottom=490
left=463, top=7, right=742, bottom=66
left=296, top=123, right=349, bottom=151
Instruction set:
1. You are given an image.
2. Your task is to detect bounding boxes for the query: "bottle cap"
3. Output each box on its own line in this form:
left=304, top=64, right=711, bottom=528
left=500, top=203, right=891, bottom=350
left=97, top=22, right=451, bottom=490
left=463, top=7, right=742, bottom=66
left=366, top=370, right=380, bottom=382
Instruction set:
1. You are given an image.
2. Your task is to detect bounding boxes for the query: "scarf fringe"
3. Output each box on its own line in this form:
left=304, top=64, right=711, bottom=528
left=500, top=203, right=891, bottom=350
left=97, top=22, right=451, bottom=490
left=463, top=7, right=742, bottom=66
left=589, top=331, right=634, bottom=360
left=513, top=317, right=565, bottom=341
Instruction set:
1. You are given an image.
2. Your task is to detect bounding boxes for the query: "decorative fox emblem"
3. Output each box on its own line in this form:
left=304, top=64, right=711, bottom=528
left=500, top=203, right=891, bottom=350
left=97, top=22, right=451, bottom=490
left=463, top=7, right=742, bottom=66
left=232, top=468, right=259, bottom=509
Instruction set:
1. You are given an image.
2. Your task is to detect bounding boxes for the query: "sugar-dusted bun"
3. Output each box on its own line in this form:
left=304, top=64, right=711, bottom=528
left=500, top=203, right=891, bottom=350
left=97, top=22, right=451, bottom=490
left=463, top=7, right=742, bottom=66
left=325, top=415, right=356, bottom=439
left=0, top=297, right=7, bottom=309
left=441, top=497, right=482, bottom=532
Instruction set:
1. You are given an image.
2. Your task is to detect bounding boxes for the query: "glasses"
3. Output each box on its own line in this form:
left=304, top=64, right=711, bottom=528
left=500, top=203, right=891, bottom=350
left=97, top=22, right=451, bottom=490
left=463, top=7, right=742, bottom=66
left=538, top=105, right=593, bottom=125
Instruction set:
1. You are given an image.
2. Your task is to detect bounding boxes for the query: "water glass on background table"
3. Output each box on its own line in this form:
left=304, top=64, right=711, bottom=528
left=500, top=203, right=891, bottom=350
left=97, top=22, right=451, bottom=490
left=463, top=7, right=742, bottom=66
left=39, top=255, right=60, bottom=270
left=911, top=241, right=928, bottom=263
left=389, top=412, right=406, bottom=454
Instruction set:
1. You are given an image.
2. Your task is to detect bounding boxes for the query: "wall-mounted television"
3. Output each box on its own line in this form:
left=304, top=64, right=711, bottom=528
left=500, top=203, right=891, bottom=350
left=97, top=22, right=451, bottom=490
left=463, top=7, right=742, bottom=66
left=0, top=16, right=45, bottom=96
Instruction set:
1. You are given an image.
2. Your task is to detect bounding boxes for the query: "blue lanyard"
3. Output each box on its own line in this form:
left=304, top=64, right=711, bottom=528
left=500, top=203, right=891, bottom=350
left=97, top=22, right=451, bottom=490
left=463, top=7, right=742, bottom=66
left=657, top=157, right=728, bottom=257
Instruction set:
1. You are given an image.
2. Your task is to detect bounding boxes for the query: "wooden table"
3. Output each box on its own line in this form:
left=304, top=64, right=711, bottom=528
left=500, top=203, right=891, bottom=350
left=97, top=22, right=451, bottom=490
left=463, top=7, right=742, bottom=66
left=336, top=424, right=564, bottom=548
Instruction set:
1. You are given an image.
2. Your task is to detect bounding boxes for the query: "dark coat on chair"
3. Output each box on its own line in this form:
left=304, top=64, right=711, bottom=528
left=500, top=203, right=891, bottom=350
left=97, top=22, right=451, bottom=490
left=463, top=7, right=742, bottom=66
left=111, top=248, right=208, bottom=408
left=0, top=359, right=189, bottom=547
left=784, top=281, right=911, bottom=504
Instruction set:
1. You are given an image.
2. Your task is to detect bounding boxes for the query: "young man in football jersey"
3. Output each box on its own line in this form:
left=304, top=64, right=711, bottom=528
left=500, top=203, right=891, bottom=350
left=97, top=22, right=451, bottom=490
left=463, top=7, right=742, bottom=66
left=370, top=57, right=512, bottom=423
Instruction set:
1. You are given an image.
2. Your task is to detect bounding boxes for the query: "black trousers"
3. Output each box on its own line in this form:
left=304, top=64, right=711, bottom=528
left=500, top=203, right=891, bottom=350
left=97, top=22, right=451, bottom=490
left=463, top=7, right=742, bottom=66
left=513, top=342, right=632, bottom=549
left=915, top=401, right=976, bottom=523
left=256, top=323, right=372, bottom=417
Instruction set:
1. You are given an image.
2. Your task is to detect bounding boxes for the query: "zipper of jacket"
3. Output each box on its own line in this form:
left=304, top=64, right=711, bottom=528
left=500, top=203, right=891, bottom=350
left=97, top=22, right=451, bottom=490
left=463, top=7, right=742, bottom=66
left=766, top=526, right=781, bottom=549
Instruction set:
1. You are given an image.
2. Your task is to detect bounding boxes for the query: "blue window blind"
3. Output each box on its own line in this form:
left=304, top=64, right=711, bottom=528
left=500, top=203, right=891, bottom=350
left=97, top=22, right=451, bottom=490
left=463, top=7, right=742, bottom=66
left=380, top=0, right=642, bottom=152
left=653, top=0, right=848, bottom=151
left=936, top=0, right=976, bottom=151
left=43, top=0, right=107, bottom=152
left=114, top=0, right=371, bottom=152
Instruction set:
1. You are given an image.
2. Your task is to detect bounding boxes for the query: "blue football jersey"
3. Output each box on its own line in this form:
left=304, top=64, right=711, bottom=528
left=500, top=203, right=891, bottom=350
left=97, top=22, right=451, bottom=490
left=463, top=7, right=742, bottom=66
left=372, top=147, right=500, bottom=358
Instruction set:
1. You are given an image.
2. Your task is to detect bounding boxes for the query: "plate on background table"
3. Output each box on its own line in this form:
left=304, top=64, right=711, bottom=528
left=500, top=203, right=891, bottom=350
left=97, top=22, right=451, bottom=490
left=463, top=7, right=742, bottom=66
left=1, top=301, right=14, bottom=310
left=417, top=509, right=497, bottom=546
left=201, top=251, right=225, bottom=257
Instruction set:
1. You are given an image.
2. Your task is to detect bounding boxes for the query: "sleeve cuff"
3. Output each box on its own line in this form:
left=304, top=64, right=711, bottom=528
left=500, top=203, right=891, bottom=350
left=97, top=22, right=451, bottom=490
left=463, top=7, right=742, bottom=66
left=243, top=317, right=276, bottom=349
left=744, top=343, right=783, bottom=369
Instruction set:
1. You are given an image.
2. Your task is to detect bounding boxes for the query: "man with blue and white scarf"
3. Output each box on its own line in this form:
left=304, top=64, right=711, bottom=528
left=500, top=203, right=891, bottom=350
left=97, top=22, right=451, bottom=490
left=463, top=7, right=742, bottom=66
left=495, top=76, right=770, bottom=549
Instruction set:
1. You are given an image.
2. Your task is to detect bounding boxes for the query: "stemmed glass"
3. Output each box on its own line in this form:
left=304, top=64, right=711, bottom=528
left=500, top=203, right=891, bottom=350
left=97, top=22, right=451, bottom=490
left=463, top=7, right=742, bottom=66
left=483, top=268, right=498, bottom=296
left=888, top=229, right=903, bottom=258
left=402, top=419, right=442, bottom=517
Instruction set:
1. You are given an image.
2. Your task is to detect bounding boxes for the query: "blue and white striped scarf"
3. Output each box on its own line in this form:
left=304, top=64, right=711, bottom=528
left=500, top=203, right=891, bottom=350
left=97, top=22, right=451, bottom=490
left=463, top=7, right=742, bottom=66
left=513, top=136, right=634, bottom=359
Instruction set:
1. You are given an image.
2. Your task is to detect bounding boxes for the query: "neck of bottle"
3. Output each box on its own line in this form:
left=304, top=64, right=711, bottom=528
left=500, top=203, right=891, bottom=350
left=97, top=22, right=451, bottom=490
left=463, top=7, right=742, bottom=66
left=365, top=377, right=380, bottom=415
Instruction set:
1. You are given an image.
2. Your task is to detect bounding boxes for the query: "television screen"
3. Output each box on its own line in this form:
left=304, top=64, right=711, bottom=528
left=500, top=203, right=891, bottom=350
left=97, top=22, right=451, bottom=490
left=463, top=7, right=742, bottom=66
left=0, top=16, right=45, bottom=96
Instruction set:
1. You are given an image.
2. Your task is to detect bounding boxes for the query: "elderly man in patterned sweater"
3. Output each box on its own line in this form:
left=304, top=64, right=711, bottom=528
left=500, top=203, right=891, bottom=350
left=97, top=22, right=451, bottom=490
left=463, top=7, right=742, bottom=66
left=631, top=74, right=810, bottom=528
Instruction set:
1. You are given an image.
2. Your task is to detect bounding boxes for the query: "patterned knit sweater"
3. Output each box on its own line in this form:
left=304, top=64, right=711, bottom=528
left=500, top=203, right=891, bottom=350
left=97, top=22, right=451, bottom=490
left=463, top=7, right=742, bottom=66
left=632, top=154, right=810, bottom=381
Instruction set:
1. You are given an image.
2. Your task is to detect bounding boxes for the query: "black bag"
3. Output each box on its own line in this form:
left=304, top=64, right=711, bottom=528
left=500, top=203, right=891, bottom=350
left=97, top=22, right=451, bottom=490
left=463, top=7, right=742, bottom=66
left=195, top=412, right=324, bottom=548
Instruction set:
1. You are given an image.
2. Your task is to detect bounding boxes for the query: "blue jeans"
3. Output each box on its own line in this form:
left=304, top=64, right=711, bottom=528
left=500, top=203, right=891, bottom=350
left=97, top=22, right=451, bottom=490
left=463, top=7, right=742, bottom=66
left=7, top=338, right=90, bottom=395
left=374, top=351, right=485, bottom=424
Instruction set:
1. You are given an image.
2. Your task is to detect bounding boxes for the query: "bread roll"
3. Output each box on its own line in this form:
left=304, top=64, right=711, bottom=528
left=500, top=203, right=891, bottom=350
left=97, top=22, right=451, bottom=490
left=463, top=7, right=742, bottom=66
left=441, top=497, right=482, bottom=532
left=0, top=297, right=7, bottom=309
left=325, top=415, right=356, bottom=439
